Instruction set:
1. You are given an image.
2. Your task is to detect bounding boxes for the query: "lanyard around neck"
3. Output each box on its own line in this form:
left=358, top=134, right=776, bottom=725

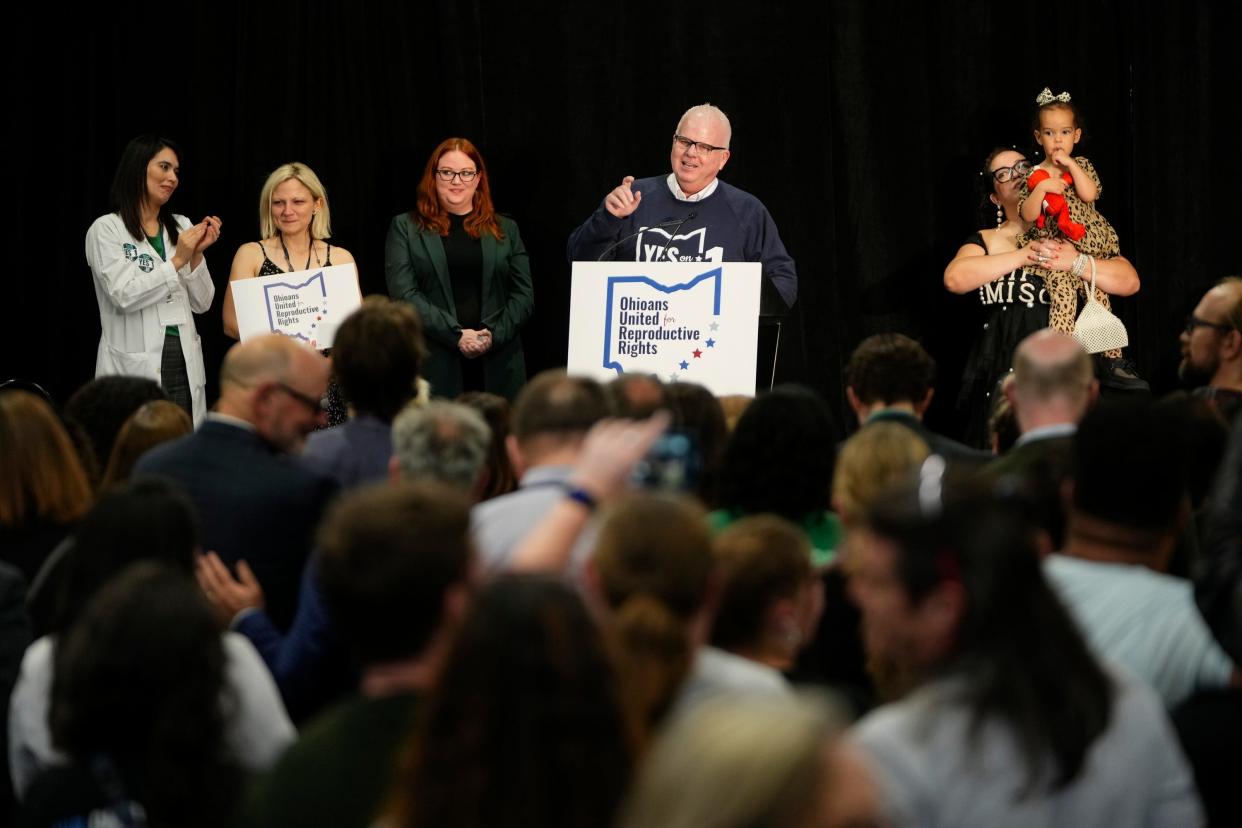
left=278, top=233, right=315, bottom=272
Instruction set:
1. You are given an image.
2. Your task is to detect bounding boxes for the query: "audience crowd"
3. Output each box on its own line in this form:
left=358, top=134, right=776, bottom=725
left=4, top=281, right=1242, bottom=826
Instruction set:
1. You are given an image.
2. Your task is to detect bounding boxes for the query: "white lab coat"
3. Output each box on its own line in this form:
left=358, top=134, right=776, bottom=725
left=85, top=213, right=215, bottom=424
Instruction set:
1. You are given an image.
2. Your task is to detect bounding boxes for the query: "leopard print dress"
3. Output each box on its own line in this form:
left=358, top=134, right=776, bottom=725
left=1016, top=156, right=1123, bottom=357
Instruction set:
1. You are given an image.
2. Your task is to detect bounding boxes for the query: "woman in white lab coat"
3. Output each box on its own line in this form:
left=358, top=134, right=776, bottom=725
left=85, top=135, right=222, bottom=424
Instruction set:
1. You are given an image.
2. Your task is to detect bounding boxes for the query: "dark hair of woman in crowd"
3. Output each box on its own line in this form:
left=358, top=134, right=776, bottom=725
left=62, top=376, right=168, bottom=488
left=24, top=562, right=239, bottom=827
left=388, top=574, right=638, bottom=827
left=46, top=477, right=200, bottom=637
left=716, top=384, right=837, bottom=521
left=0, top=391, right=93, bottom=583
left=99, top=400, right=192, bottom=490
left=868, top=474, right=1112, bottom=792
left=593, top=493, right=715, bottom=727
left=455, top=391, right=518, bottom=499
left=664, top=382, right=729, bottom=507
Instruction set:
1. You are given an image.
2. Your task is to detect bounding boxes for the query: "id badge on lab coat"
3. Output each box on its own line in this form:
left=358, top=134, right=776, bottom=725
left=157, top=294, right=189, bottom=327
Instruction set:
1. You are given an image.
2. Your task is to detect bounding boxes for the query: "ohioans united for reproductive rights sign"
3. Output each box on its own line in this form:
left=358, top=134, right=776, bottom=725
left=568, top=262, right=761, bottom=396
left=231, top=264, right=363, bottom=348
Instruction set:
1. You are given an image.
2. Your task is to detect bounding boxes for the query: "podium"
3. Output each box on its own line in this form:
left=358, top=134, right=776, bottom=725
left=567, top=261, right=762, bottom=396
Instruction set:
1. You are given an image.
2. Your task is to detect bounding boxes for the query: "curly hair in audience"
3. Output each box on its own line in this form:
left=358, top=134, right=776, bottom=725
left=844, top=333, right=936, bottom=407
left=51, top=477, right=200, bottom=636
left=717, top=385, right=838, bottom=522
left=50, top=561, right=238, bottom=827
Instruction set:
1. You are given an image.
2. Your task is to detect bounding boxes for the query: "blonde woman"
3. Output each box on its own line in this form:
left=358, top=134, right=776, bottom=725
left=223, top=163, right=356, bottom=423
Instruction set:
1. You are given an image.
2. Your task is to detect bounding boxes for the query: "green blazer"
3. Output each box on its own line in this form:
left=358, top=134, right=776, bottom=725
left=384, top=212, right=533, bottom=400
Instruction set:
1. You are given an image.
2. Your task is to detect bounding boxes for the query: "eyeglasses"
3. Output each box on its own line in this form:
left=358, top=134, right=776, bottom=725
left=672, top=134, right=727, bottom=156
left=991, top=160, right=1033, bottom=183
left=1185, top=314, right=1236, bottom=335
left=275, top=382, right=328, bottom=413
left=435, top=168, right=478, bottom=182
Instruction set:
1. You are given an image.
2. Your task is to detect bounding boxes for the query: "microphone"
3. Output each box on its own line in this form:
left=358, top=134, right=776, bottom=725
left=656, top=211, right=697, bottom=261
left=595, top=212, right=698, bottom=262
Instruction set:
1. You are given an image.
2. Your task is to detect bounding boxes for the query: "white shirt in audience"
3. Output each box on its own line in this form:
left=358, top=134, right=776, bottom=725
left=1043, top=554, right=1233, bottom=707
left=8, top=632, right=296, bottom=797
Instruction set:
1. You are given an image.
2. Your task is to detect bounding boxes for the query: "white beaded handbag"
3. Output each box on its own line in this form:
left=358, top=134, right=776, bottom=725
left=1072, top=258, right=1129, bottom=354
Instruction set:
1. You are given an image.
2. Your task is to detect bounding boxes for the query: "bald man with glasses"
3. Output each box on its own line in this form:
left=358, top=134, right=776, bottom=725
left=135, top=334, right=338, bottom=629
left=567, top=103, right=797, bottom=311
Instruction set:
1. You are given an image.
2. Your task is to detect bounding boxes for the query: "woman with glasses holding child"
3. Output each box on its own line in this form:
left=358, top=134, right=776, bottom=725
left=944, top=147, right=1139, bottom=448
left=385, top=138, right=534, bottom=400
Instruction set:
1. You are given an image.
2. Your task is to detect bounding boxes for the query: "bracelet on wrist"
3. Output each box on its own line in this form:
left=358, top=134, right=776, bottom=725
left=1071, top=253, right=1088, bottom=280
left=563, top=485, right=598, bottom=513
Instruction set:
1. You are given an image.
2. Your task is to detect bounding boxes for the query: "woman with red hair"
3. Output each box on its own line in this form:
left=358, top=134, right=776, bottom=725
left=385, top=139, right=533, bottom=400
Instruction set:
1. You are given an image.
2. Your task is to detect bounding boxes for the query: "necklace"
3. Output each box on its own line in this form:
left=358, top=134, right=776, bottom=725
left=278, top=233, right=318, bottom=272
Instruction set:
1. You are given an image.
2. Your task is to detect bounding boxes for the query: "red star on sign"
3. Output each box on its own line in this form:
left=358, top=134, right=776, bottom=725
left=693, top=349, right=703, bottom=358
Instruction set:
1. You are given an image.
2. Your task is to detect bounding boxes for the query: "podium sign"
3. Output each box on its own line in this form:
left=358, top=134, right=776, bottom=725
left=232, top=264, right=362, bottom=349
left=568, top=262, right=761, bottom=395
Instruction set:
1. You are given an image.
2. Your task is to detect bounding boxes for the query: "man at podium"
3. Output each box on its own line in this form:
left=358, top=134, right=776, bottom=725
left=566, top=103, right=797, bottom=312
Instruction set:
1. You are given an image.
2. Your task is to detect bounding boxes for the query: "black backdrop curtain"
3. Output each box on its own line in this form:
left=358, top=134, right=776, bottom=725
left=6, top=1, right=1239, bottom=438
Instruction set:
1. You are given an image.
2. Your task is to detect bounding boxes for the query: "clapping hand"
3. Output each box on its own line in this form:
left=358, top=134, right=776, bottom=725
left=196, top=215, right=223, bottom=253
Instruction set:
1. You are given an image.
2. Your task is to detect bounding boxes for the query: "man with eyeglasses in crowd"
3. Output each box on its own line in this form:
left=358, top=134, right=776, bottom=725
left=136, top=333, right=338, bottom=630
left=567, top=103, right=797, bottom=311
left=1180, top=276, right=1242, bottom=426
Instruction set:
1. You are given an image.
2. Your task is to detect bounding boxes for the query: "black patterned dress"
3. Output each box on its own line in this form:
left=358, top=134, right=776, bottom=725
left=956, top=232, right=1051, bottom=448
left=256, top=240, right=348, bottom=427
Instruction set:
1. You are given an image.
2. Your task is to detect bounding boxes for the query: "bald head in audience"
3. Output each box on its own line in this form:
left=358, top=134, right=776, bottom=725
left=217, top=334, right=330, bottom=453
left=1006, top=330, right=1097, bottom=434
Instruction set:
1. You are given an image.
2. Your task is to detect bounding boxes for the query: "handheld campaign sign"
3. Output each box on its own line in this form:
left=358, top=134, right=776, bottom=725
left=232, top=264, right=363, bottom=348
left=567, top=261, right=761, bottom=395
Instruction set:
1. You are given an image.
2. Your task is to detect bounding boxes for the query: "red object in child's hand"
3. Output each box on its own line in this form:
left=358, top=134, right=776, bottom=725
left=1026, top=168, right=1086, bottom=242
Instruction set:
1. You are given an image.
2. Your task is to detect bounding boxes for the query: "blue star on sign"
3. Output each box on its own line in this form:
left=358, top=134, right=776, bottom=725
left=679, top=360, right=690, bottom=371
left=705, top=338, right=715, bottom=348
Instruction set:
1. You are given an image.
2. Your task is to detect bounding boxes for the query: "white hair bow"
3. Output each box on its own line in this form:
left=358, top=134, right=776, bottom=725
left=1035, top=88, right=1072, bottom=105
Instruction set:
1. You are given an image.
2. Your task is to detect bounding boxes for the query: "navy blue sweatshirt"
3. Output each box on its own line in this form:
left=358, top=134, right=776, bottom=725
left=567, top=176, right=797, bottom=308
